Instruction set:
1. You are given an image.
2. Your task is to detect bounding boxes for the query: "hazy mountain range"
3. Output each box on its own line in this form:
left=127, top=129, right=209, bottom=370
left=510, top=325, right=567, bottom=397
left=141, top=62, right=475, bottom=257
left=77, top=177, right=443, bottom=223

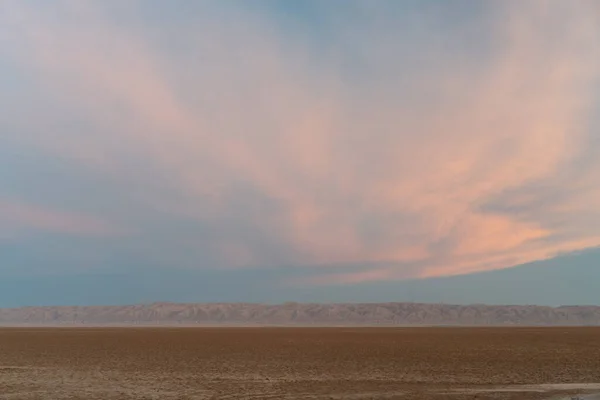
left=1, top=302, right=599, bottom=326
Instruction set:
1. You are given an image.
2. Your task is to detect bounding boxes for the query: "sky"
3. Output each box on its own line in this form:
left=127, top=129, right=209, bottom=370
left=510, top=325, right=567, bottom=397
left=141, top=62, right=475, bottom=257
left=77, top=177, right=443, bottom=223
left=1, top=1, right=599, bottom=306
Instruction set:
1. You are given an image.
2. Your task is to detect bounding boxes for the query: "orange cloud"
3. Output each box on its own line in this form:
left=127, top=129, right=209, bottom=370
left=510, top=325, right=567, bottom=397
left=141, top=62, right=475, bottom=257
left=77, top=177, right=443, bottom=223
left=1, top=0, right=599, bottom=281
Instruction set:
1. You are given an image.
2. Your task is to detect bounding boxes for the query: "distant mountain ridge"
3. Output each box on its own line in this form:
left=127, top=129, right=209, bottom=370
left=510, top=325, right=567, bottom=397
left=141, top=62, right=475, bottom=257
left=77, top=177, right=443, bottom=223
left=1, top=302, right=600, bottom=326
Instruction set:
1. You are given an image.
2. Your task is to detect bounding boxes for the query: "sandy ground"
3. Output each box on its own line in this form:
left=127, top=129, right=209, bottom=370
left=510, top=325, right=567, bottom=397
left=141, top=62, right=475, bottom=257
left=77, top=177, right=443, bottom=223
left=0, top=327, right=599, bottom=399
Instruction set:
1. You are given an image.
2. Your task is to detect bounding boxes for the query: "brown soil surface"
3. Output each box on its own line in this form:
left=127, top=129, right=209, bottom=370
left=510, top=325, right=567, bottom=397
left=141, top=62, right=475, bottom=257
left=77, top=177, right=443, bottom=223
left=0, top=327, right=599, bottom=399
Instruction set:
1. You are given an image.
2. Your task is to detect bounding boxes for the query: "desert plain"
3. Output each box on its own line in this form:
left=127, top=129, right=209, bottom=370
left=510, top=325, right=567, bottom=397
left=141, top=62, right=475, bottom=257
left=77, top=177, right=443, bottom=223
left=0, top=327, right=599, bottom=399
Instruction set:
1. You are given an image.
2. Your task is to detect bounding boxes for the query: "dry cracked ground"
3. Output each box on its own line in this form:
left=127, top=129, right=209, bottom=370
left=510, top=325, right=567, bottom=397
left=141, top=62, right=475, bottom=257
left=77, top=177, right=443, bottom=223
left=0, top=327, right=599, bottom=399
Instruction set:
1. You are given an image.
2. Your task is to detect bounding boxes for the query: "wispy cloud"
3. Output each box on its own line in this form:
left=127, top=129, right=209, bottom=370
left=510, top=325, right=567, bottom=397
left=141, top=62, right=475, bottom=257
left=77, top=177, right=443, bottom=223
left=1, top=0, right=599, bottom=283
left=0, top=200, right=120, bottom=237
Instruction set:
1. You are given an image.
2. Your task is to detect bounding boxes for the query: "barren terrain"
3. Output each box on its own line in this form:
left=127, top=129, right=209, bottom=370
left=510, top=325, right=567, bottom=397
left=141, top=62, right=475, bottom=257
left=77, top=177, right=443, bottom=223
left=1, top=327, right=600, bottom=399
left=2, top=302, right=600, bottom=326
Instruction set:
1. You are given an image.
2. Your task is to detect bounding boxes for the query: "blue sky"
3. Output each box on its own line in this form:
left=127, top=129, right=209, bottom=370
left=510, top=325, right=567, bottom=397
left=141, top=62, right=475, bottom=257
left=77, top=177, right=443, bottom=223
left=0, top=1, right=599, bottom=306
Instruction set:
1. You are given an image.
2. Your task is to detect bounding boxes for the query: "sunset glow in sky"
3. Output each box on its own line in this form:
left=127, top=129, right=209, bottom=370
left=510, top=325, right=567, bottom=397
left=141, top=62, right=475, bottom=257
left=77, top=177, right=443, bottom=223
left=1, top=1, right=599, bottom=301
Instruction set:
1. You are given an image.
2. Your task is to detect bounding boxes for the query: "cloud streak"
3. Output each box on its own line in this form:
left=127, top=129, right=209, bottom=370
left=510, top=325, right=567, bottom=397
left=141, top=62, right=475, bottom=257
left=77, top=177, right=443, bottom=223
left=1, top=0, right=599, bottom=284
left=0, top=200, right=120, bottom=237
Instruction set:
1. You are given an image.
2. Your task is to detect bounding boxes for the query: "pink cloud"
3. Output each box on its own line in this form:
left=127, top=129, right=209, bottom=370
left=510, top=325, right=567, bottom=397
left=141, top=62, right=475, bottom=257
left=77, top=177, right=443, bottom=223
left=1, top=0, right=599, bottom=281
left=0, top=200, right=121, bottom=237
